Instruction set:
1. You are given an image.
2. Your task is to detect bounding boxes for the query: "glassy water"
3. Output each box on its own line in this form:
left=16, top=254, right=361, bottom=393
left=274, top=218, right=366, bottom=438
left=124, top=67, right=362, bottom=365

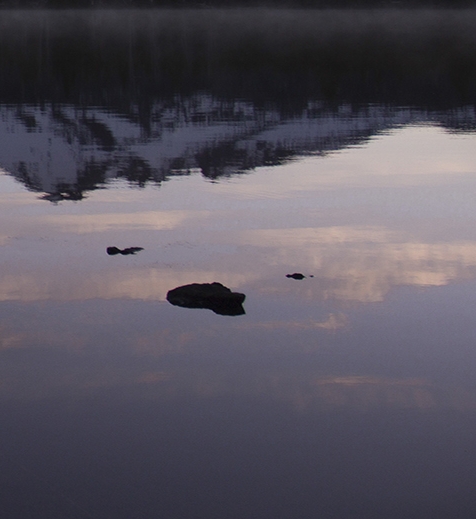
left=1, top=9, right=476, bottom=518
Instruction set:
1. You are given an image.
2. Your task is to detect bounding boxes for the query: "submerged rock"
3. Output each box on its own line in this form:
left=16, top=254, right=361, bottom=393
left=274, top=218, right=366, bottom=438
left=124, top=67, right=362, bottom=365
left=286, top=273, right=306, bottom=280
left=166, top=282, right=246, bottom=316
left=107, top=246, right=144, bottom=256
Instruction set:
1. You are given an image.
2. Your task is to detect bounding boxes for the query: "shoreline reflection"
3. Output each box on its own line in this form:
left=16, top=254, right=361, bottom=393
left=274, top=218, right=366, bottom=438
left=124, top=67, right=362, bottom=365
left=0, top=103, right=475, bottom=201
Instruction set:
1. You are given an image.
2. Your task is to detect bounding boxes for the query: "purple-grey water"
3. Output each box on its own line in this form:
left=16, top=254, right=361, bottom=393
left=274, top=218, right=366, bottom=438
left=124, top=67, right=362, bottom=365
left=0, top=9, right=476, bottom=518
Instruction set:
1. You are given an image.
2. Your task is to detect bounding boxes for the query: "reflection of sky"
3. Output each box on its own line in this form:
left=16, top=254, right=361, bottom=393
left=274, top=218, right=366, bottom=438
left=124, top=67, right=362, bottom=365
left=0, top=125, right=475, bottom=374
left=1, top=125, right=476, bottom=305
left=2, top=124, right=476, bottom=519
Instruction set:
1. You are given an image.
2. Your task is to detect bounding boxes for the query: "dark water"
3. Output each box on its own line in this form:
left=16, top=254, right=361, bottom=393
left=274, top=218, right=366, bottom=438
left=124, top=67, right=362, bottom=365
left=1, top=9, right=476, bottom=519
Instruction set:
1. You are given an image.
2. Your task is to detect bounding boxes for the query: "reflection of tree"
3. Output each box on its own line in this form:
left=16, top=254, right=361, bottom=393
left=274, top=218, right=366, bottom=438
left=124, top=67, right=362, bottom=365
left=15, top=161, right=41, bottom=193
left=0, top=10, right=475, bottom=200
left=11, top=154, right=164, bottom=200
left=81, top=117, right=117, bottom=151
left=0, top=10, right=476, bottom=110
left=197, top=143, right=252, bottom=179
left=38, top=160, right=109, bottom=202
left=116, top=156, right=162, bottom=187
left=3, top=100, right=476, bottom=201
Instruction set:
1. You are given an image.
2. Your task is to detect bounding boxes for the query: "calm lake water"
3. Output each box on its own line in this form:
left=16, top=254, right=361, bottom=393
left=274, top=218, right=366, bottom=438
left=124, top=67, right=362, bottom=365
left=1, top=8, right=476, bottom=519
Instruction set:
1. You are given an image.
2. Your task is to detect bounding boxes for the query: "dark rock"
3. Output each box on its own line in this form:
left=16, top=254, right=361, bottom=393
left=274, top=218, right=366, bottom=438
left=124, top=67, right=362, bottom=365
left=107, top=246, right=144, bottom=256
left=107, top=246, right=122, bottom=255
left=166, top=282, right=246, bottom=316
left=286, top=273, right=306, bottom=280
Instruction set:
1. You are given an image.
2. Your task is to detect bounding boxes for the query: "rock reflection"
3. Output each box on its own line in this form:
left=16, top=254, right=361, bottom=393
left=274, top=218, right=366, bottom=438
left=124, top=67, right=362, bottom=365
left=166, top=282, right=246, bottom=315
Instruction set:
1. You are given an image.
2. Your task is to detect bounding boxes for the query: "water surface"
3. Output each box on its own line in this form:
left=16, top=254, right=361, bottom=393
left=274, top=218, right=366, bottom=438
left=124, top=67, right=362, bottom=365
left=1, top=9, right=476, bottom=519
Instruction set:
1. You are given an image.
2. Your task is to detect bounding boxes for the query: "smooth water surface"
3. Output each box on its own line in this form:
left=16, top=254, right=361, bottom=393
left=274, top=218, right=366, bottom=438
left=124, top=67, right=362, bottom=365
left=1, top=9, right=476, bottom=519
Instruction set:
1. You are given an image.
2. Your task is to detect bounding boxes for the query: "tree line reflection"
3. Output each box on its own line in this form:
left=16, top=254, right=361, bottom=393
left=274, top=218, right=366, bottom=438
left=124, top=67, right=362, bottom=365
left=0, top=9, right=475, bottom=199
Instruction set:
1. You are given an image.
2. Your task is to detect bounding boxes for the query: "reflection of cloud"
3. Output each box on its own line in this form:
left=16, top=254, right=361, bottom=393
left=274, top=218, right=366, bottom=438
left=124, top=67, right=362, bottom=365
left=0, top=224, right=475, bottom=303
left=0, top=310, right=473, bottom=413
left=315, top=313, right=348, bottom=331
left=0, top=326, right=27, bottom=351
left=234, top=313, right=348, bottom=333
left=242, top=226, right=399, bottom=245
left=188, top=374, right=476, bottom=413
left=312, top=376, right=436, bottom=409
left=241, top=226, right=476, bottom=302
left=118, top=371, right=476, bottom=413
left=41, top=210, right=195, bottom=233
left=0, top=269, right=252, bottom=302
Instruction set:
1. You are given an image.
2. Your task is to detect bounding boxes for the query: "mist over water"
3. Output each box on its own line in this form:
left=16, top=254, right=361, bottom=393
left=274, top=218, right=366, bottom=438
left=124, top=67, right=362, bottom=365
left=0, top=8, right=476, bottom=519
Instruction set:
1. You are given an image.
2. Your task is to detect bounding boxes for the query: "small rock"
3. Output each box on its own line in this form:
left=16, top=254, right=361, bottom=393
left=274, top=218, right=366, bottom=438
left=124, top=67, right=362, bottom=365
left=107, top=246, right=144, bottom=256
left=106, top=246, right=122, bottom=255
left=286, top=273, right=306, bottom=280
